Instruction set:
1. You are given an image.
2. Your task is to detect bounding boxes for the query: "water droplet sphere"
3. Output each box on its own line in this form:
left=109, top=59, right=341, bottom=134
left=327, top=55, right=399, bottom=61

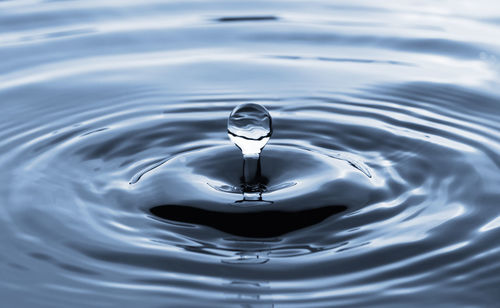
left=227, top=103, right=272, bottom=155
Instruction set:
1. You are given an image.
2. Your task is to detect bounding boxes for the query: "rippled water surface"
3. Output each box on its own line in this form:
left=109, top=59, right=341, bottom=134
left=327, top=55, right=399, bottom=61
left=1, top=1, right=500, bottom=307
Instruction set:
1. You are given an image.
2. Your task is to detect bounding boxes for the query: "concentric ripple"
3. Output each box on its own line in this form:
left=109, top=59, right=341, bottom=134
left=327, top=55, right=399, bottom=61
left=1, top=0, right=500, bottom=307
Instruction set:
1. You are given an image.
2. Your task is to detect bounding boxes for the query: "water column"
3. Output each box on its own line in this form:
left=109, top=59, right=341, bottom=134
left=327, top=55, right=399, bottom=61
left=227, top=103, right=272, bottom=200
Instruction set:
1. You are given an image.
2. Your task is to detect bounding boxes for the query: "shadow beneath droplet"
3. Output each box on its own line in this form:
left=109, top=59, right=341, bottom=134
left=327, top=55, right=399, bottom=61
left=150, top=204, right=346, bottom=238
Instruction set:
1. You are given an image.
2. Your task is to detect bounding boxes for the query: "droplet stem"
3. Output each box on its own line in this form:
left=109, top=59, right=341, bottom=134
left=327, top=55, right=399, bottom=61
left=243, top=153, right=261, bottom=191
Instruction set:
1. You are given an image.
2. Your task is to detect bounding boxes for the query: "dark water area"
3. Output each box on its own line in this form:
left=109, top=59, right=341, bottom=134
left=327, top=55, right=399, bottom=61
left=1, top=1, right=500, bottom=307
left=150, top=205, right=347, bottom=238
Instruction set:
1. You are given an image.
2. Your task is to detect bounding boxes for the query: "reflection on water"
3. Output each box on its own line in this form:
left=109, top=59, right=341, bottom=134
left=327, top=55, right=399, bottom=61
left=1, top=0, right=500, bottom=307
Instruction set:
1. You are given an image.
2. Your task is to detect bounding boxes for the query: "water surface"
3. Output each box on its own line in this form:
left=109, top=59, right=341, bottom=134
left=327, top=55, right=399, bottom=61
left=1, top=1, right=500, bottom=307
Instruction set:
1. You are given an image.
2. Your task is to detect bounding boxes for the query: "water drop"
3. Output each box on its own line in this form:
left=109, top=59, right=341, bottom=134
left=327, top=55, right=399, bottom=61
left=228, top=103, right=272, bottom=200
left=227, top=103, right=272, bottom=156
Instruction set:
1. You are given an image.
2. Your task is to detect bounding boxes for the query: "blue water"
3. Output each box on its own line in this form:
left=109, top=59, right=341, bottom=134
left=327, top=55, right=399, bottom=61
left=1, top=1, right=500, bottom=307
